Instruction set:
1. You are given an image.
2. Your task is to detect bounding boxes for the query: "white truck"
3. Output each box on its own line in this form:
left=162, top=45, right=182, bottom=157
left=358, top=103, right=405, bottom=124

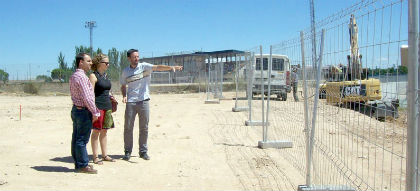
left=251, top=54, right=291, bottom=101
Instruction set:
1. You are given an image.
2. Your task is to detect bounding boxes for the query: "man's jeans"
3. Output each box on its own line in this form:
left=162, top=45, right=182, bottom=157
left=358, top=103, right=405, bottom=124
left=71, top=106, right=92, bottom=169
left=292, top=82, right=299, bottom=102
left=124, top=100, right=149, bottom=154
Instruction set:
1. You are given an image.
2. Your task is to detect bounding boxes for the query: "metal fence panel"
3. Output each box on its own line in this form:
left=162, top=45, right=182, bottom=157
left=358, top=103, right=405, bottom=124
left=232, top=52, right=252, bottom=112
left=292, top=0, right=408, bottom=190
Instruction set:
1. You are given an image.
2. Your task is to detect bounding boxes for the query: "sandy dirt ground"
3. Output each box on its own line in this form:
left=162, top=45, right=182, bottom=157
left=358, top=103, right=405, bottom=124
left=0, top=92, right=304, bottom=190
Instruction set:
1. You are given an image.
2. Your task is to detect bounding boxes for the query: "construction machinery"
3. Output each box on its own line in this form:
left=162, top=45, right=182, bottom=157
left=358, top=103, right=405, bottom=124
left=319, top=14, right=398, bottom=120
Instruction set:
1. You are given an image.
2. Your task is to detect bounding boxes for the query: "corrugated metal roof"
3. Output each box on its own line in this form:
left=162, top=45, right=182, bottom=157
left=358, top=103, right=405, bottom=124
left=193, top=49, right=245, bottom=56
left=141, top=49, right=246, bottom=60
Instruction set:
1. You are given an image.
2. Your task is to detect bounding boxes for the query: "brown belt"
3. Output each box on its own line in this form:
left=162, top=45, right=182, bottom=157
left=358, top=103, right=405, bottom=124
left=74, top=105, right=86, bottom=110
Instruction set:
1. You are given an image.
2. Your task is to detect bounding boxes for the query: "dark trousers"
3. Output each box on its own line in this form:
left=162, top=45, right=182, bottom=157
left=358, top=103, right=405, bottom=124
left=124, top=100, right=149, bottom=154
left=292, top=82, right=299, bottom=101
left=71, top=106, right=93, bottom=169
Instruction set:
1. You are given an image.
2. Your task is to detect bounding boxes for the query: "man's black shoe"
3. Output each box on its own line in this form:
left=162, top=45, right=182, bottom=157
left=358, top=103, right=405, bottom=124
left=123, top=151, right=131, bottom=161
left=139, top=152, right=150, bottom=160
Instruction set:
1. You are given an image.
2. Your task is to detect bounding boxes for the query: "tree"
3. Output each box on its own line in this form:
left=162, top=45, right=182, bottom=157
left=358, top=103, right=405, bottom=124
left=58, top=52, right=68, bottom=70
left=369, top=65, right=408, bottom=76
left=96, top=48, right=103, bottom=55
left=72, top=46, right=91, bottom=70
left=119, top=50, right=130, bottom=71
left=71, top=46, right=103, bottom=70
left=54, top=46, right=130, bottom=82
left=51, top=68, right=72, bottom=82
left=398, top=65, right=408, bottom=74
left=388, top=67, right=395, bottom=74
left=0, top=69, right=9, bottom=84
left=107, top=48, right=120, bottom=81
left=50, top=52, right=73, bottom=82
left=36, top=75, right=52, bottom=82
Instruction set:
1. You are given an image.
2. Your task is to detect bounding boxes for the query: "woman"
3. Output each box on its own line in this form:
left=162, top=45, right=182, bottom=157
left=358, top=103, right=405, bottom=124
left=89, top=53, right=116, bottom=165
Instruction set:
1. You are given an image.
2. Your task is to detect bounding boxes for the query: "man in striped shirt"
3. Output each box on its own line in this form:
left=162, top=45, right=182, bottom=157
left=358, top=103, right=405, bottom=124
left=69, top=53, right=100, bottom=174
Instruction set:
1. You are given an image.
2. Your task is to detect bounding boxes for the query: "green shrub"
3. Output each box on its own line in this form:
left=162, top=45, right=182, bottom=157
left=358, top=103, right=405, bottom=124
left=23, top=82, right=41, bottom=94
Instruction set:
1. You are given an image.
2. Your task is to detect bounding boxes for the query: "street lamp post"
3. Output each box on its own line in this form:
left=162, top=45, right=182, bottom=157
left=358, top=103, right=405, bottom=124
left=84, top=21, right=97, bottom=56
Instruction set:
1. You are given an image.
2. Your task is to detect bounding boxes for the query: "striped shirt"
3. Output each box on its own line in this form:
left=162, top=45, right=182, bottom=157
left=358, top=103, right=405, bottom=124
left=120, top=62, right=153, bottom=102
left=291, top=71, right=299, bottom=83
left=70, top=69, right=100, bottom=117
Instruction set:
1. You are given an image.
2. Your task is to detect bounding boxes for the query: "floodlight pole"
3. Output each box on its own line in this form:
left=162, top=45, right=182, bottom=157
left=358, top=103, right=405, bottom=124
left=85, top=21, right=97, bottom=56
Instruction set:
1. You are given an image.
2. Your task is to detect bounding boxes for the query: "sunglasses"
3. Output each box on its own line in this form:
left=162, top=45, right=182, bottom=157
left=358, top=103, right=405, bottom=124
left=101, top=62, right=109, bottom=65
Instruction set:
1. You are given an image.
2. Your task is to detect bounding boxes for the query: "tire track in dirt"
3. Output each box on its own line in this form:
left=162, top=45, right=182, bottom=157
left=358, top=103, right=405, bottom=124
left=207, top=106, right=298, bottom=190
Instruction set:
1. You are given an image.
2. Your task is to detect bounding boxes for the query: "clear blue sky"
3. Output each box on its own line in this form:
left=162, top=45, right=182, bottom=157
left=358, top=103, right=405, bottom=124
left=0, top=0, right=365, bottom=80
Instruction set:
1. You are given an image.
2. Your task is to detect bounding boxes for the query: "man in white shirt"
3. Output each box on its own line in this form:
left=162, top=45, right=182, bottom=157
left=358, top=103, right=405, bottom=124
left=120, top=49, right=183, bottom=161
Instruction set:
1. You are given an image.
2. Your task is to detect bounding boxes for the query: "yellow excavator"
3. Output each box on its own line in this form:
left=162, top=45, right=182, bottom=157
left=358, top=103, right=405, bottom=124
left=319, top=14, right=398, bottom=120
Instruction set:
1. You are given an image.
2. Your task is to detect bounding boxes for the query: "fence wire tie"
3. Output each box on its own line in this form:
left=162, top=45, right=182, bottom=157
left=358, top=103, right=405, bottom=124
left=416, top=166, right=420, bottom=176
left=417, top=90, right=420, bottom=118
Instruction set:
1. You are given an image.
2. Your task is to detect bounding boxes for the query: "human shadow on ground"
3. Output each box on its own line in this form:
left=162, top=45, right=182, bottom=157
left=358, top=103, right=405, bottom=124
left=31, top=166, right=74, bottom=173
left=50, top=154, right=135, bottom=163
left=107, top=154, right=138, bottom=164
left=50, top=156, right=73, bottom=163
left=32, top=154, right=137, bottom=173
left=215, top=142, right=257, bottom=148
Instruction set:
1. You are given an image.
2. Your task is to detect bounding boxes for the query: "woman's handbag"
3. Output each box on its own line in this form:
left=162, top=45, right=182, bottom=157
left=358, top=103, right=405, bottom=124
left=110, top=96, right=118, bottom=113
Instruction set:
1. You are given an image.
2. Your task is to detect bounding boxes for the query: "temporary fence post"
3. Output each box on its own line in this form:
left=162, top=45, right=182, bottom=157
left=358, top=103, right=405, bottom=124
left=301, top=30, right=311, bottom=186
left=207, top=56, right=210, bottom=101
left=264, top=46, right=273, bottom=142
left=307, top=29, right=325, bottom=186
left=407, top=0, right=419, bottom=190
left=235, top=54, right=239, bottom=108
left=260, top=46, right=265, bottom=137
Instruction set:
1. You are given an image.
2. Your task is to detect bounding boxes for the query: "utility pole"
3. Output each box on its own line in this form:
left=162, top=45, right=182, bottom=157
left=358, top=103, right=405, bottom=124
left=85, top=21, right=97, bottom=56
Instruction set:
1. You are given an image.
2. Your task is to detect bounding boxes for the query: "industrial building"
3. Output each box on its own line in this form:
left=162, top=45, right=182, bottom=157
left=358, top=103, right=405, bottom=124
left=140, top=50, right=245, bottom=84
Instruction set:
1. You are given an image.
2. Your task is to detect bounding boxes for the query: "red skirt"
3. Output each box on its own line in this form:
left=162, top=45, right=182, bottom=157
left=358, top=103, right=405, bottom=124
left=92, top=109, right=115, bottom=130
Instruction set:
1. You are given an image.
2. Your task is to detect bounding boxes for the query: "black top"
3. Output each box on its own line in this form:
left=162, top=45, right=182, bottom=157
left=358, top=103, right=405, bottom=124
left=93, top=71, right=112, bottom=110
